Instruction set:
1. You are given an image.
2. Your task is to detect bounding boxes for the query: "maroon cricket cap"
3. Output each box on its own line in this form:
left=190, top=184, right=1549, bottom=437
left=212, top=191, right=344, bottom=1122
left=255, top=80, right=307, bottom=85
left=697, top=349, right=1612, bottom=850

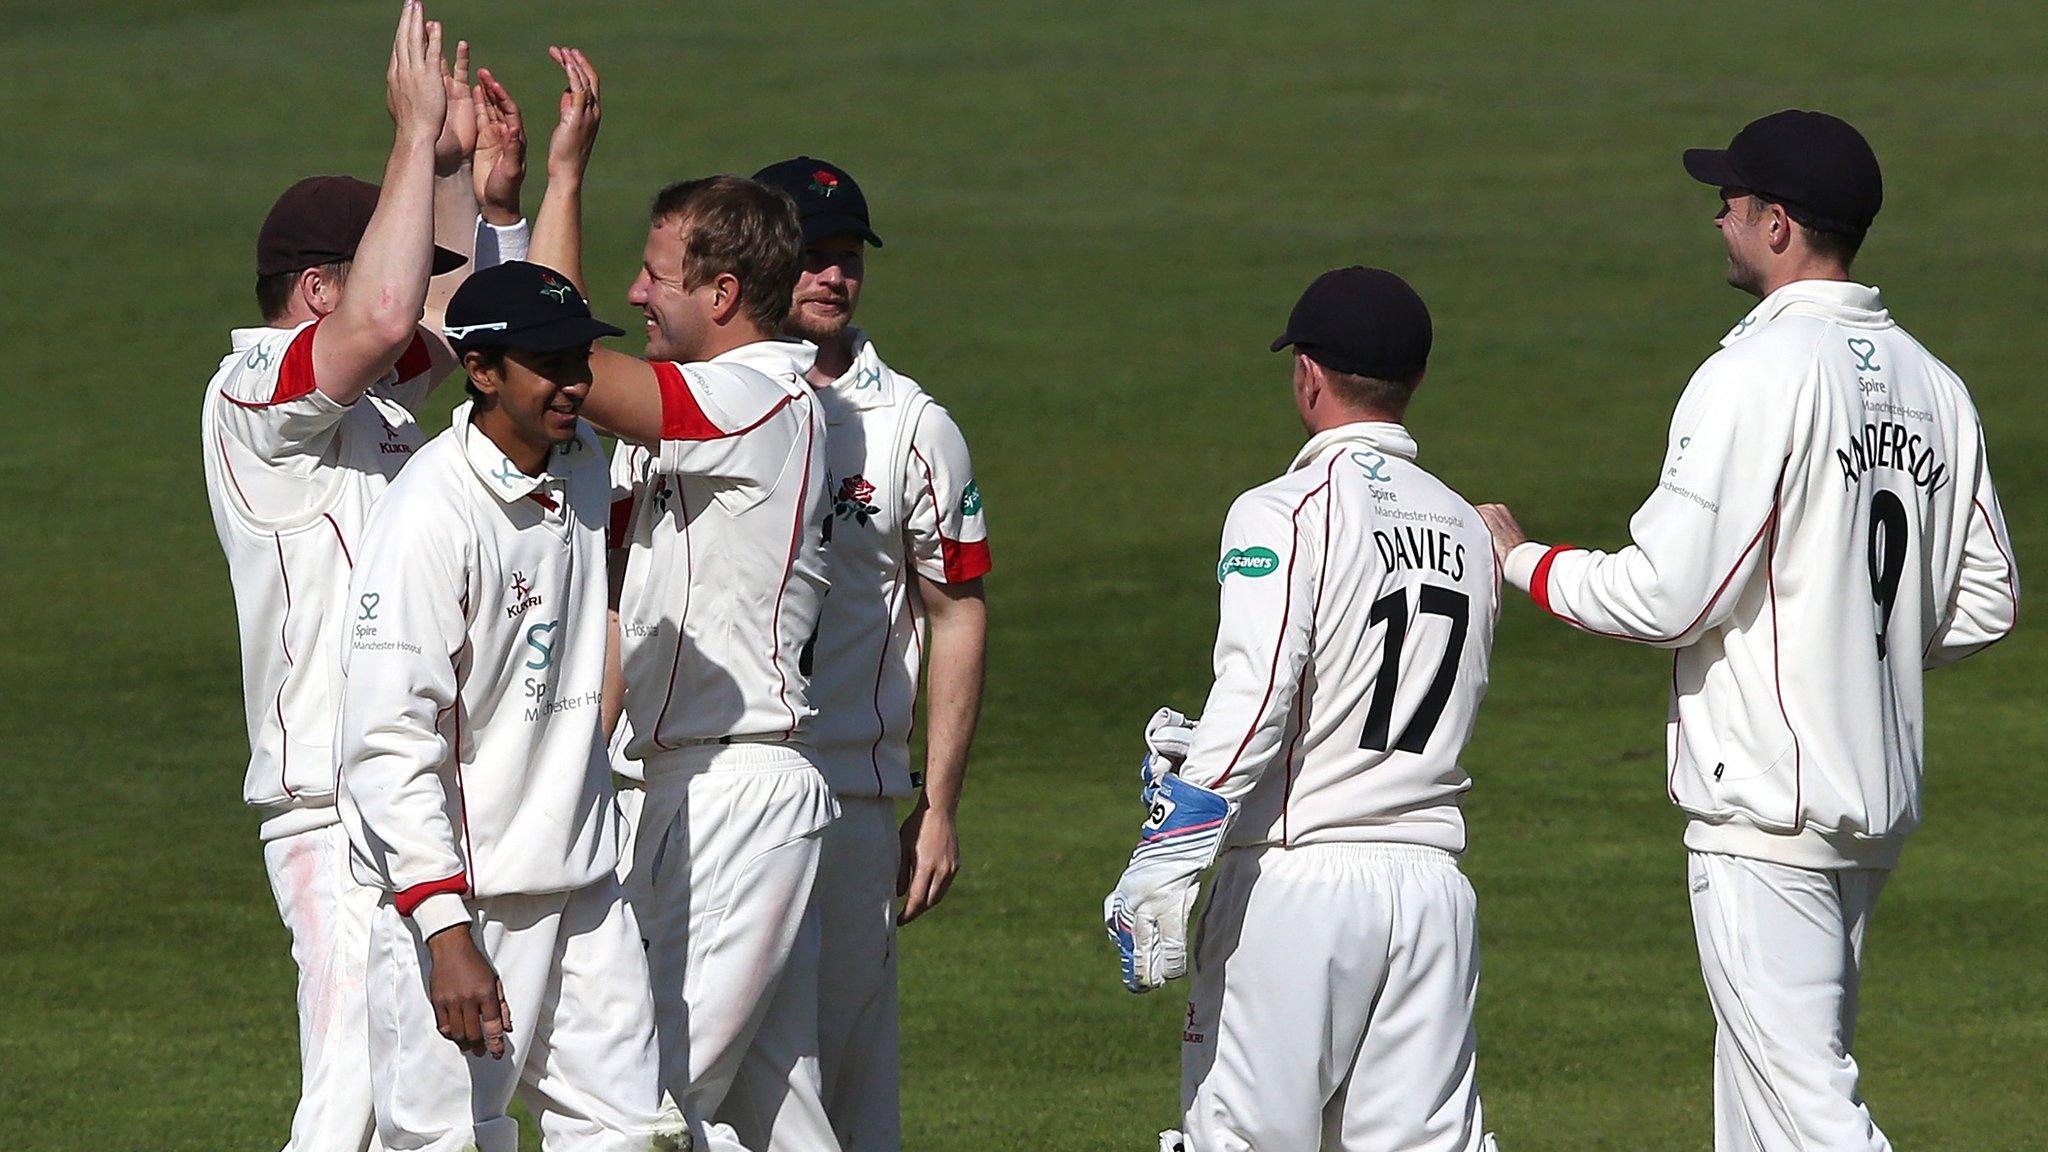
left=256, top=176, right=467, bottom=277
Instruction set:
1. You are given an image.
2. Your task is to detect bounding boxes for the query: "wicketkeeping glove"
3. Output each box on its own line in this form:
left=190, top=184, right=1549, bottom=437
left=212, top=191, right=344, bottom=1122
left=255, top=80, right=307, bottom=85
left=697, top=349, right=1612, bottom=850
left=1105, top=709, right=1232, bottom=993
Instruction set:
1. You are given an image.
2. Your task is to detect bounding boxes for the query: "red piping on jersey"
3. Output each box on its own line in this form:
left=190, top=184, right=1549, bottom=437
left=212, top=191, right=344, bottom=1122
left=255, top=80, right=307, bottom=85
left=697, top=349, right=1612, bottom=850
left=1975, top=498, right=2020, bottom=614
left=1215, top=458, right=1336, bottom=787
left=650, top=475, right=696, bottom=753
left=322, top=513, right=355, bottom=568
left=272, top=532, right=296, bottom=800
left=1762, top=487, right=1803, bottom=831
left=866, top=564, right=907, bottom=796
left=1528, top=545, right=1577, bottom=618
left=654, top=362, right=796, bottom=440
left=1541, top=506, right=1777, bottom=644
left=394, top=870, right=468, bottom=917
left=220, top=322, right=323, bottom=409
left=1280, top=472, right=1337, bottom=844
left=770, top=400, right=818, bottom=740
left=526, top=491, right=558, bottom=512
left=216, top=429, right=259, bottom=517
left=909, top=446, right=993, bottom=583
left=450, top=591, right=477, bottom=877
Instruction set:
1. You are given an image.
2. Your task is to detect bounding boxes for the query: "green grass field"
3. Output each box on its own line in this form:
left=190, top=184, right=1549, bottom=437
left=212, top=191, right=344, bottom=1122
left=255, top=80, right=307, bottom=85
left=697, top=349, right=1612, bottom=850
left=3, top=2, right=2042, bottom=1148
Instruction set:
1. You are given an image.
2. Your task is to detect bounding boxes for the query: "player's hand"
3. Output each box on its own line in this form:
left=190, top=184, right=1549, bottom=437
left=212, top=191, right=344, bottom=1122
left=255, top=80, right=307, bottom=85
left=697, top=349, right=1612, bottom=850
left=434, top=39, right=478, bottom=178
left=472, top=67, right=526, bottom=225
left=385, top=1, right=448, bottom=150
left=1104, top=772, right=1232, bottom=993
left=425, top=923, right=512, bottom=1058
left=896, top=799, right=959, bottom=926
left=544, top=46, right=601, bottom=180
left=1476, top=503, right=1530, bottom=568
left=1141, top=706, right=1195, bottom=787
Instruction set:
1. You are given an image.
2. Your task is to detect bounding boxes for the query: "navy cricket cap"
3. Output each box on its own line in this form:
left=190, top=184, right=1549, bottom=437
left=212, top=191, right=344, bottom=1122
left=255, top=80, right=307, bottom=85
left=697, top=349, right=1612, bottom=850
left=1271, top=267, right=1433, bottom=380
left=443, top=262, right=624, bottom=353
left=1683, top=110, right=1883, bottom=235
left=751, top=157, right=883, bottom=247
left=257, top=175, right=466, bottom=277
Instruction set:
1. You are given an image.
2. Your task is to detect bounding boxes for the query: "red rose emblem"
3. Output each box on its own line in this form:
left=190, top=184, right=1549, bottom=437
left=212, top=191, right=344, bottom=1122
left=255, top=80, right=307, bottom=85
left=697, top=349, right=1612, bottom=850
left=814, top=170, right=839, bottom=187
left=838, top=476, right=875, bottom=504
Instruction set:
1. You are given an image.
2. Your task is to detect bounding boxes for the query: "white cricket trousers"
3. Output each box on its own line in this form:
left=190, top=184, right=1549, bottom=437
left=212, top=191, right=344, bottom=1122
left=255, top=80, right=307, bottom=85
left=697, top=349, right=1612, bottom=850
left=263, top=820, right=379, bottom=1152
left=628, top=742, right=840, bottom=1152
left=735, top=795, right=903, bottom=1152
left=365, top=878, right=673, bottom=1152
left=1687, top=851, right=1893, bottom=1152
left=1182, top=843, right=1493, bottom=1152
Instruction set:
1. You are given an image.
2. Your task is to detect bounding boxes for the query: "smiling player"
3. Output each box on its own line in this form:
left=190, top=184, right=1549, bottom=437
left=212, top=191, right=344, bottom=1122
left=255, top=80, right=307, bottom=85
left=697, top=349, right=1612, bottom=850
left=336, top=260, right=678, bottom=1152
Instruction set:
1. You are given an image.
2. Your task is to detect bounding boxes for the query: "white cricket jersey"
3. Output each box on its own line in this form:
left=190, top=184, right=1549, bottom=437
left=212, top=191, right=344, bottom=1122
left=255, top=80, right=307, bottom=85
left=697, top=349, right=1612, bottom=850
left=1505, top=280, right=2019, bottom=870
left=808, top=332, right=992, bottom=798
left=1178, top=422, right=1500, bottom=852
left=609, top=340, right=831, bottom=761
left=337, top=408, right=619, bottom=939
left=201, top=319, right=438, bottom=839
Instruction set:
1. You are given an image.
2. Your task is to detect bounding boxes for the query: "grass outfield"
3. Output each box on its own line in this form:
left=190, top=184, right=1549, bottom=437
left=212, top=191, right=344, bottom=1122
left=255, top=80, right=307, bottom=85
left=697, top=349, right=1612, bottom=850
left=3, top=2, right=2042, bottom=1148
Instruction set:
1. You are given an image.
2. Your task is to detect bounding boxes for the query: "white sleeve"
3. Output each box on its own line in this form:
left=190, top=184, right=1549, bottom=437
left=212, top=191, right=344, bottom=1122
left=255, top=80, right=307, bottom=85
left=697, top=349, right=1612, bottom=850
left=902, top=403, right=992, bottom=584
left=338, top=493, right=475, bottom=938
left=213, top=322, right=351, bottom=460
left=1509, top=356, right=1795, bottom=647
left=472, top=215, right=531, bottom=270
left=1176, top=490, right=1318, bottom=806
left=1926, top=445, right=2019, bottom=668
left=649, top=362, right=791, bottom=482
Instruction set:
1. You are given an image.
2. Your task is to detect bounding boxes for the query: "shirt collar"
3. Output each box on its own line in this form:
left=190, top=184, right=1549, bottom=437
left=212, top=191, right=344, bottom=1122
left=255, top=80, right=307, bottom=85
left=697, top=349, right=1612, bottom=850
left=229, top=321, right=313, bottom=351
left=814, top=329, right=896, bottom=417
left=1721, top=279, right=1887, bottom=347
left=711, top=337, right=819, bottom=382
left=454, top=400, right=603, bottom=505
left=1290, top=421, right=1419, bottom=473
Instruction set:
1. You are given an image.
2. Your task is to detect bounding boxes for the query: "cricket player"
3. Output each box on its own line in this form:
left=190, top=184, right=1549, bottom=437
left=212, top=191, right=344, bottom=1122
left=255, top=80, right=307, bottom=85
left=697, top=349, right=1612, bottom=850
left=1479, top=110, right=2020, bottom=1152
left=1108, top=268, right=1501, bottom=1152
left=198, top=7, right=530, bottom=1148
left=525, top=50, right=839, bottom=1152
left=732, top=157, right=990, bottom=1152
left=337, top=260, right=678, bottom=1152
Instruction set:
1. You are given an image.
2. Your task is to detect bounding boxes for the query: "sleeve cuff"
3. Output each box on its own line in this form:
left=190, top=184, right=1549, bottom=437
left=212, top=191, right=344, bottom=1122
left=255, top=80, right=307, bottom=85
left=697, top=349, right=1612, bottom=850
left=1503, top=540, right=1549, bottom=593
left=473, top=216, right=532, bottom=269
left=410, top=891, right=472, bottom=939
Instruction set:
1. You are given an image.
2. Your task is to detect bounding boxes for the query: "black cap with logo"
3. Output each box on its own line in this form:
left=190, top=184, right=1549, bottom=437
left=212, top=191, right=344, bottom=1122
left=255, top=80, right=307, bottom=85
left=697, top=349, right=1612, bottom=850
left=751, top=157, right=883, bottom=247
left=442, top=261, right=624, bottom=353
left=1271, top=267, right=1433, bottom=380
left=1683, top=110, right=1883, bottom=235
left=257, top=175, right=466, bottom=277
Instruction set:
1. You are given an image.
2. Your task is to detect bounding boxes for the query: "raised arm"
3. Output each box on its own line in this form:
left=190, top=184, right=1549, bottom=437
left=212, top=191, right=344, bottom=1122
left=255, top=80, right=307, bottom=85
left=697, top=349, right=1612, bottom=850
left=422, top=38, right=481, bottom=328
left=309, top=0, right=446, bottom=404
left=527, top=45, right=662, bottom=440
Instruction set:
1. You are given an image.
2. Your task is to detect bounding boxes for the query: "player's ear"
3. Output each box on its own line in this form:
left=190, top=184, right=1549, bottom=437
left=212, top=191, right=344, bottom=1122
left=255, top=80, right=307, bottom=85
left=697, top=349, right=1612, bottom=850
left=709, top=272, right=744, bottom=325
left=463, top=350, right=503, bottom=396
left=1767, top=202, right=1795, bottom=254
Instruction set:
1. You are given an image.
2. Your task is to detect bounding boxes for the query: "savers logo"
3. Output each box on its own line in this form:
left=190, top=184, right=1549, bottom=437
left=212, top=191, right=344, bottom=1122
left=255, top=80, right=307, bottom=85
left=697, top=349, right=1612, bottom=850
left=1217, top=546, right=1280, bottom=583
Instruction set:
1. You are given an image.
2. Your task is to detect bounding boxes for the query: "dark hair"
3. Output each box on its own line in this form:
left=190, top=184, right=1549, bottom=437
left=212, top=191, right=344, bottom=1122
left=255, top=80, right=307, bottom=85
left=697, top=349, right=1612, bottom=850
left=255, top=261, right=349, bottom=323
left=461, top=346, right=506, bottom=400
left=649, top=176, right=802, bottom=331
left=1745, top=197, right=1864, bottom=268
left=1322, top=366, right=1423, bottom=418
left=1803, top=226, right=1865, bottom=266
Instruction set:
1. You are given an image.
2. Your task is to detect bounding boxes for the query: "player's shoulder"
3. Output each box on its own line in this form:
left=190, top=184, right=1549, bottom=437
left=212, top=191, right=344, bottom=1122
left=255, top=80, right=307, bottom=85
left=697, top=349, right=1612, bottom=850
left=210, top=322, right=314, bottom=405
left=372, top=428, right=467, bottom=514
left=1229, top=465, right=1329, bottom=526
